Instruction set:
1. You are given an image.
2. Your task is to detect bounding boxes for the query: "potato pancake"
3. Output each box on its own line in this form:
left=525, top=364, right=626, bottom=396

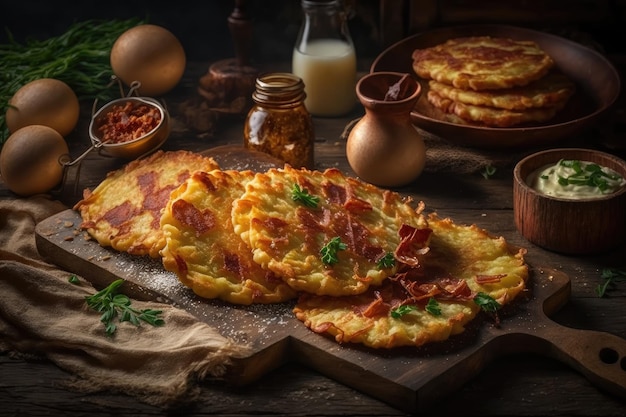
left=160, top=169, right=297, bottom=304
left=231, top=165, right=429, bottom=296
left=427, top=89, right=566, bottom=127
left=293, top=214, right=528, bottom=349
left=428, top=72, right=575, bottom=111
left=74, top=150, right=220, bottom=258
left=412, top=36, right=554, bottom=90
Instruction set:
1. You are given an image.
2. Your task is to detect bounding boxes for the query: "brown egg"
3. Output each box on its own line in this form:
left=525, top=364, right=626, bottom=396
left=6, top=78, right=80, bottom=136
left=110, top=24, right=186, bottom=97
left=0, top=125, right=69, bottom=196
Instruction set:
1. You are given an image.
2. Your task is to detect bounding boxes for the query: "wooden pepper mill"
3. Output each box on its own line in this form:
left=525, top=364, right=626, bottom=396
left=197, top=0, right=259, bottom=114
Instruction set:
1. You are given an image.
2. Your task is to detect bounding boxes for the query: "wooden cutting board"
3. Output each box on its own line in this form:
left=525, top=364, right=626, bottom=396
left=34, top=147, right=626, bottom=413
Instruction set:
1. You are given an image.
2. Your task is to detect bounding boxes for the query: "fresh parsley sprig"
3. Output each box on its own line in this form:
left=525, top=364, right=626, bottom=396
left=291, top=183, right=320, bottom=208
left=474, top=292, right=501, bottom=326
left=596, top=267, right=626, bottom=297
left=391, top=304, right=416, bottom=318
left=425, top=298, right=442, bottom=316
left=85, top=279, right=165, bottom=337
left=320, top=237, right=347, bottom=265
left=391, top=298, right=441, bottom=318
left=474, top=292, right=500, bottom=312
left=377, top=252, right=396, bottom=269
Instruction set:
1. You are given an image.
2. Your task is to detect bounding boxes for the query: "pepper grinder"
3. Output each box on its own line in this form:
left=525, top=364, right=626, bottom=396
left=197, top=0, right=259, bottom=114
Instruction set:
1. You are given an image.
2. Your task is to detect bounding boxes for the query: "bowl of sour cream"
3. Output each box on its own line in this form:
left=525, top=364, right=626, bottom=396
left=513, top=148, right=626, bottom=254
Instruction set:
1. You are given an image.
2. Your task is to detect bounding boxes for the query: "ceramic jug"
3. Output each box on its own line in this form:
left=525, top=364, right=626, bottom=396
left=346, top=72, right=425, bottom=187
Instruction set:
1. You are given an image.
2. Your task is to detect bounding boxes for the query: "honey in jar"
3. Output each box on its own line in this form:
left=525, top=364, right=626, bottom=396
left=244, top=73, right=315, bottom=169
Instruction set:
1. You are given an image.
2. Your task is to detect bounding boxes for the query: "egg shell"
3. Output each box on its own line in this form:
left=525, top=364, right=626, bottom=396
left=110, top=24, right=186, bottom=97
left=0, top=125, right=69, bottom=196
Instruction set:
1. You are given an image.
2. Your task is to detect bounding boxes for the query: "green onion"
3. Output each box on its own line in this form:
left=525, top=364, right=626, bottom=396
left=556, top=159, right=623, bottom=192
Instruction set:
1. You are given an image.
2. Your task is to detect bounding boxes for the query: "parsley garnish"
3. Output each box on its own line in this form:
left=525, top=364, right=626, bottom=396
left=596, top=267, right=626, bottom=297
left=481, top=165, right=497, bottom=179
left=68, top=274, right=80, bottom=285
left=377, top=252, right=396, bottom=269
left=391, top=299, right=441, bottom=318
left=291, top=183, right=319, bottom=208
left=474, top=292, right=500, bottom=313
left=85, top=279, right=165, bottom=337
left=474, top=292, right=501, bottom=326
left=557, top=159, right=623, bottom=192
left=320, top=237, right=347, bottom=265
left=391, top=304, right=416, bottom=318
left=425, top=298, right=442, bottom=316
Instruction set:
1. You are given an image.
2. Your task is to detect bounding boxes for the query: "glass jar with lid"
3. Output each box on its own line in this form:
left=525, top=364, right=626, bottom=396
left=244, top=73, right=315, bottom=169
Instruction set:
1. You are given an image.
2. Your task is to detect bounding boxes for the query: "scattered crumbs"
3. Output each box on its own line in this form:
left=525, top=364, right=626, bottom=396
left=83, top=233, right=92, bottom=241
left=87, top=255, right=96, bottom=261
left=63, top=221, right=74, bottom=228
left=548, top=275, right=554, bottom=281
left=481, top=213, right=486, bottom=217
left=101, top=255, right=111, bottom=261
left=63, top=236, right=74, bottom=242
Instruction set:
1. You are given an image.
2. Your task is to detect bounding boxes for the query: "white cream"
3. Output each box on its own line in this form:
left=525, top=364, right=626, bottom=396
left=529, top=159, right=625, bottom=199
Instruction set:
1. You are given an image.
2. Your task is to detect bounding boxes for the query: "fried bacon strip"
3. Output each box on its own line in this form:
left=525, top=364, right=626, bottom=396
left=394, top=224, right=432, bottom=267
left=474, top=274, right=506, bottom=284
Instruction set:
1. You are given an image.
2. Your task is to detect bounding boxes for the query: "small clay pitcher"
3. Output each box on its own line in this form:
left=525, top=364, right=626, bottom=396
left=346, top=72, right=425, bottom=187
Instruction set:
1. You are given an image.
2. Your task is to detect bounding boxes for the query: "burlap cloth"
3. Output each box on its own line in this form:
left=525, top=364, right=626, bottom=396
left=0, top=195, right=251, bottom=406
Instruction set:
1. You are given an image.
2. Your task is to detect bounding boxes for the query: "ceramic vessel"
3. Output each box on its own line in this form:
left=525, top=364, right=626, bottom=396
left=346, top=72, right=425, bottom=187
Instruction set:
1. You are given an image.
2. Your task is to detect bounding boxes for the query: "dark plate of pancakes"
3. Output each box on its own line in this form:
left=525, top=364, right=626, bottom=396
left=371, top=24, right=620, bottom=149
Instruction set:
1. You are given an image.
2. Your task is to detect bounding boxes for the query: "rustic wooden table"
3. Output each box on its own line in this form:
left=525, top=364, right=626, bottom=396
left=1, top=59, right=625, bottom=416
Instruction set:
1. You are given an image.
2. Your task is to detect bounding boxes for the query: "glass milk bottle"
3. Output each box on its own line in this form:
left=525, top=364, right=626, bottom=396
left=292, top=0, right=357, bottom=117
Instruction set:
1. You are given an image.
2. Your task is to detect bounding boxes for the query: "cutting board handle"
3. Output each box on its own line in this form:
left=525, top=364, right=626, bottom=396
left=531, top=321, right=626, bottom=399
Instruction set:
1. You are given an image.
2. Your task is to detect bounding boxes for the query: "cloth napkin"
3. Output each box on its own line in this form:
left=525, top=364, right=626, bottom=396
left=0, top=195, right=250, bottom=406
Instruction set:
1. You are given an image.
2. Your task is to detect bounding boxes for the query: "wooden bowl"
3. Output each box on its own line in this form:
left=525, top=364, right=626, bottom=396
left=513, top=148, right=626, bottom=254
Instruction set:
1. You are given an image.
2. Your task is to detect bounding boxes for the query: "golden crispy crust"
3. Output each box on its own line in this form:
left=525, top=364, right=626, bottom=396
left=412, top=36, right=554, bottom=90
left=428, top=72, right=575, bottom=111
left=293, top=214, right=528, bottom=349
left=160, top=169, right=297, bottom=304
left=427, top=90, right=566, bottom=127
left=73, top=150, right=220, bottom=258
left=231, top=165, right=429, bottom=296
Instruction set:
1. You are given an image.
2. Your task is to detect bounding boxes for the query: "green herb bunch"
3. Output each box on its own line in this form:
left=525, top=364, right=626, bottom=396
left=85, top=279, right=164, bottom=337
left=0, top=18, right=143, bottom=145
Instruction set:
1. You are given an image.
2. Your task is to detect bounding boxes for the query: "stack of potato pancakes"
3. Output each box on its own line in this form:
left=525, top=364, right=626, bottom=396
left=412, top=36, right=576, bottom=127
